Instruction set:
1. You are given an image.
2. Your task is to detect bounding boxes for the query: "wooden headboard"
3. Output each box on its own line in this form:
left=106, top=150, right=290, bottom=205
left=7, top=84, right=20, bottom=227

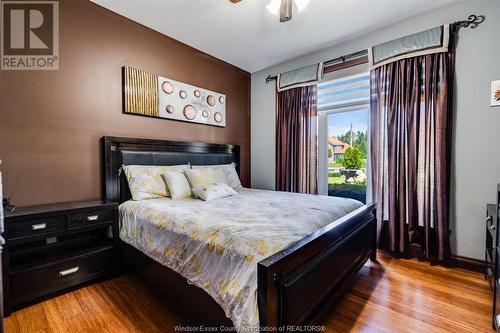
left=101, top=136, right=240, bottom=203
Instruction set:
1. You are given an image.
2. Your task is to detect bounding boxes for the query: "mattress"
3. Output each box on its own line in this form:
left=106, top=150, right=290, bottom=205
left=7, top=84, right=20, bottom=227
left=119, top=188, right=363, bottom=332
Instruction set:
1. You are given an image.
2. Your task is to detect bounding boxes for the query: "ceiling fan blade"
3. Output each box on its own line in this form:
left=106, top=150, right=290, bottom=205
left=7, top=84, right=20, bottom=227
left=279, top=0, right=292, bottom=22
left=229, top=0, right=242, bottom=3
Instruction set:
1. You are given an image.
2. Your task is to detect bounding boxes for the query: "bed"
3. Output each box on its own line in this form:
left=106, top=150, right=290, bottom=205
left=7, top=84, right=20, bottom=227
left=102, top=136, right=376, bottom=331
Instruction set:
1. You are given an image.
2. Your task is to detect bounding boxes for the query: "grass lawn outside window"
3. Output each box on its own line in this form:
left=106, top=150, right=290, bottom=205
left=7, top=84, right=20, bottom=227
left=328, top=172, right=366, bottom=203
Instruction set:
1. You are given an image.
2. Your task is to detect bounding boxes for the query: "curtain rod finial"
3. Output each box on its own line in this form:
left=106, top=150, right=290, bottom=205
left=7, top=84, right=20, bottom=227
left=453, top=14, right=485, bottom=31
left=266, top=75, right=277, bottom=84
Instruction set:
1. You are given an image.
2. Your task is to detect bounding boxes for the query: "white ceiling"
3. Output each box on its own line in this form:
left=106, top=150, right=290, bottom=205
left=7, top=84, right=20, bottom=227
left=90, top=0, right=460, bottom=73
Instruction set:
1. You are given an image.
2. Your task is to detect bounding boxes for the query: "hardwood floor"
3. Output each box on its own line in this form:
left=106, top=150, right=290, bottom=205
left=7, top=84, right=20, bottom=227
left=5, top=251, right=491, bottom=333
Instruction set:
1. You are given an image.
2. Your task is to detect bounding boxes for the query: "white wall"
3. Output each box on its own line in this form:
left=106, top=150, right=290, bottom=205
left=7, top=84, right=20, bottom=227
left=251, top=0, right=500, bottom=259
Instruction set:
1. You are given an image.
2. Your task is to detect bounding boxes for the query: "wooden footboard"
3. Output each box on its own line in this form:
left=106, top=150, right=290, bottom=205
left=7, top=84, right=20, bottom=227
left=257, top=203, right=376, bottom=330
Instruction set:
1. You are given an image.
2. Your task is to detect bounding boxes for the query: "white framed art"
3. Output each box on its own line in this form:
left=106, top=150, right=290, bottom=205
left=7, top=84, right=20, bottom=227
left=491, top=80, right=500, bottom=107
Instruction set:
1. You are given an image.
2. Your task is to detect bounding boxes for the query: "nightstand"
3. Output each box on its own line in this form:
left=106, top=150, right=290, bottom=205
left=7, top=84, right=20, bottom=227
left=2, top=200, right=118, bottom=315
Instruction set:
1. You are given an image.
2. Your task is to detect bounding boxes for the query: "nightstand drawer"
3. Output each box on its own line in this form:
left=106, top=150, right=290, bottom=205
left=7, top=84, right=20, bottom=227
left=69, top=208, right=114, bottom=229
left=10, top=248, right=113, bottom=305
left=8, top=215, right=67, bottom=240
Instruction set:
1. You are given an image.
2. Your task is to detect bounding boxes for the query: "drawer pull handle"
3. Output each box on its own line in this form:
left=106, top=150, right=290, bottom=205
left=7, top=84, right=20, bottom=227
left=59, top=267, right=79, bottom=277
left=87, top=215, right=99, bottom=221
left=32, top=223, right=47, bottom=230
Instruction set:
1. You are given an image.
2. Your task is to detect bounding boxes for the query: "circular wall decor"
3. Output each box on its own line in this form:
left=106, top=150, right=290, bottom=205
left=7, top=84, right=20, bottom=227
left=183, top=105, right=197, bottom=120
left=194, top=90, right=201, bottom=98
left=166, top=105, right=175, bottom=114
left=202, top=110, right=209, bottom=118
left=214, top=112, right=223, bottom=123
left=162, top=81, right=174, bottom=94
left=179, top=90, right=187, bottom=99
left=219, top=96, right=225, bottom=104
left=207, top=95, right=216, bottom=106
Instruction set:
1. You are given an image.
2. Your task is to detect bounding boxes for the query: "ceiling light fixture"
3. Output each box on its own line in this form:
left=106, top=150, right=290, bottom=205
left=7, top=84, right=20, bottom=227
left=266, top=0, right=311, bottom=22
left=294, top=0, right=311, bottom=13
left=265, top=0, right=281, bottom=17
left=230, top=0, right=311, bottom=23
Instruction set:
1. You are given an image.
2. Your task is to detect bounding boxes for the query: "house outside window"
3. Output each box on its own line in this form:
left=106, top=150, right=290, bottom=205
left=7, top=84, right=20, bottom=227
left=328, top=137, right=351, bottom=161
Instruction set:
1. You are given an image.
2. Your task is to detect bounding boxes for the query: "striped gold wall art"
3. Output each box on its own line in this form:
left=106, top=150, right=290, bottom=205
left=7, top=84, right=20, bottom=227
left=123, top=66, right=159, bottom=117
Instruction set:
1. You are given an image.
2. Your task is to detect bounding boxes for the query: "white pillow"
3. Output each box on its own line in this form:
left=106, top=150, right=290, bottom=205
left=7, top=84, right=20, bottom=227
left=191, top=163, right=241, bottom=189
left=122, top=164, right=190, bottom=200
left=192, top=183, right=237, bottom=201
left=162, top=171, right=192, bottom=199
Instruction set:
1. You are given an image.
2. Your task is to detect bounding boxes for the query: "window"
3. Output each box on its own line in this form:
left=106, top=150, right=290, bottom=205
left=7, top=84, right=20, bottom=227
left=318, top=72, right=370, bottom=111
left=317, top=65, right=370, bottom=203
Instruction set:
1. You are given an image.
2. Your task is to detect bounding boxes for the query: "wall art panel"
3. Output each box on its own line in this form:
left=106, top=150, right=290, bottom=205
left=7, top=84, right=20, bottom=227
left=123, top=66, right=226, bottom=127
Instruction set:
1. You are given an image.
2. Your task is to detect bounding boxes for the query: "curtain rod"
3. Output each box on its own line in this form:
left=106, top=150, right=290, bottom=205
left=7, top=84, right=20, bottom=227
left=265, top=13, right=485, bottom=84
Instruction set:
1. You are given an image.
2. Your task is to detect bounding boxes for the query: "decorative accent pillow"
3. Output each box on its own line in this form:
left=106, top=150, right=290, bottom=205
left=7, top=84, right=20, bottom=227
left=192, top=163, right=242, bottom=189
left=122, top=164, right=190, bottom=200
left=184, top=168, right=217, bottom=190
left=162, top=171, right=192, bottom=200
left=192, top=183, right=237, bottom=201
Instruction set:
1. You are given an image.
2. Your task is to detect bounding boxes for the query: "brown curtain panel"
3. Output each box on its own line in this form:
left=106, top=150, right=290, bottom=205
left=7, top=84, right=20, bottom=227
left=276, top=85, right=318, bottom=194
left=370, top=52, right=455, bottom=262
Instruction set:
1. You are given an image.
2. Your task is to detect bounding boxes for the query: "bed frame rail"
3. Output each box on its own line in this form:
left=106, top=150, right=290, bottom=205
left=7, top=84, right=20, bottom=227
left=257, top=203, right=376, bottom=329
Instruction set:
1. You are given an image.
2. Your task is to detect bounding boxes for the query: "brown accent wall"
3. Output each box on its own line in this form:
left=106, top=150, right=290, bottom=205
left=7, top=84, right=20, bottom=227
left=0, top=0, right=251, bottom=206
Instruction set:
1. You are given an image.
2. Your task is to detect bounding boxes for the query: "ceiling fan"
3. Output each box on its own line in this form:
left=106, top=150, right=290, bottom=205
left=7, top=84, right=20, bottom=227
left=230, top=0, right=311, bottom=23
